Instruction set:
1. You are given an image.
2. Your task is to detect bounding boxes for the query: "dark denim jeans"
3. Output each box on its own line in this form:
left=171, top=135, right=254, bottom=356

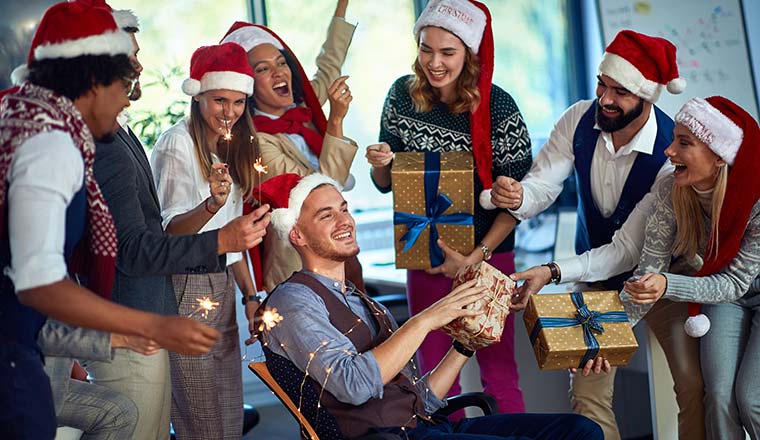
left=0, top=343, right=56, bottom=440
left=378, top=413, right=602, bottom=440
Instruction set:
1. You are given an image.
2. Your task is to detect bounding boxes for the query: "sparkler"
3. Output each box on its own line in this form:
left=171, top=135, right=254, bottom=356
left=187, top=296, right=220, bottom=320
left=253, top=157, right=268, bottom=204
left=257, top=307, right=284, bottom=332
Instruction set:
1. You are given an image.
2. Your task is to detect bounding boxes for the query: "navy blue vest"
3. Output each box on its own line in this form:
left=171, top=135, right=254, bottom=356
left=1, top=185, right=88, bottom=348
left=573, top=100, right=672, bottom=290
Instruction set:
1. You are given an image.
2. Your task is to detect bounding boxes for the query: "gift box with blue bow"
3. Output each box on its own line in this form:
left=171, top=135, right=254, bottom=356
left=391, top=151, right=474, bottom=269
left=523, top=291, right=638, bottom=370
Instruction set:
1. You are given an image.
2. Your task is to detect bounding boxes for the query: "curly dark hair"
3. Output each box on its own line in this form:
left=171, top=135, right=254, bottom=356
left=27, top=54, right=136, bottom=101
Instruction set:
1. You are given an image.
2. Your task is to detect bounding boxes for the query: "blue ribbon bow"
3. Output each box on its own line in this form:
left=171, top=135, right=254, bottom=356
left=528, top=292, right=628, bottom=368
left=393, top=152, right=473, bottom=267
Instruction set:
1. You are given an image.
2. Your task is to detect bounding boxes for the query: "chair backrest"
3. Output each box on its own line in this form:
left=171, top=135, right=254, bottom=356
left=249, top=362, right=321, bottom=440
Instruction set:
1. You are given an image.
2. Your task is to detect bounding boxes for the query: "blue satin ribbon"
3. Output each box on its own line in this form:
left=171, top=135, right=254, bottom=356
left=529, top=292, right=628, bottom=368
left=393, top=152, right=473, bottom=267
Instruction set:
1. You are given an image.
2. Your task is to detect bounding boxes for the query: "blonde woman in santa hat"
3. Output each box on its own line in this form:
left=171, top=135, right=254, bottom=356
left=366, top=0, right=532, bottom=413
left=221, top=0, right=361, bottom=294
left=622, top=96, right=760, bottom=439
left=150, top=42, right=262, bottom=439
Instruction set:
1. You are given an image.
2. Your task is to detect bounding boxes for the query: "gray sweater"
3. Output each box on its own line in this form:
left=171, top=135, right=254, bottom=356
left=622, top=174, right=760, bottom=324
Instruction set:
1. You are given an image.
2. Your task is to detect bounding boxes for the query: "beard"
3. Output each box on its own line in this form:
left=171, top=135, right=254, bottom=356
left=595, top=97, right=645, bottom=132
left=308, top=237, right=360, bottom=262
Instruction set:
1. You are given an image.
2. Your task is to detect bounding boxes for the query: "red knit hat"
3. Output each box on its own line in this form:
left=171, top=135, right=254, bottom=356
left=599, top=30, right=685, bottom=103
left=181, top=43, right=254, bottom=97
left=414, top=0, right=497, bottom=210
left=220, top=22, right=327, bottom=137
left=10, top=0, right=133, bottom=86
left=675, top=96, right=760, bottom=337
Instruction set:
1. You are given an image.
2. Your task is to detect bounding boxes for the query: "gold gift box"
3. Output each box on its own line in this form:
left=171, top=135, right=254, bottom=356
left=442, top=261, right=515, bottom=350
left=391, top=152, right=474, bottom=269
left=523, top=291, right=638, bottom=370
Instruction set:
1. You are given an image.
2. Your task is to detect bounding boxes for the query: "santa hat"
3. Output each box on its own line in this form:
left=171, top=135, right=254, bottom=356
left=414, top=0, right=497, bottom=210
left=181, top=43, right=254, bottom=96
left=221, top=22, right=327, bottom=137
left=599, top=29, right=686, bottom=103
left=268, top=173, right=342, bottom=244
left=10, top=0, right=134, bottom=86
left=675, top=96, right=760, bottom=337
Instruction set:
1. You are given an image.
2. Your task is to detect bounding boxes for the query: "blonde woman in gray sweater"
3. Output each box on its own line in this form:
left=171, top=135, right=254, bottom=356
left=623, top=96, right=760, bottom=439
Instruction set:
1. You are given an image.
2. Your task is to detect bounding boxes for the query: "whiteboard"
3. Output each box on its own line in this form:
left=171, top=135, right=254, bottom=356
left=597, top=0, right=759, bottom=119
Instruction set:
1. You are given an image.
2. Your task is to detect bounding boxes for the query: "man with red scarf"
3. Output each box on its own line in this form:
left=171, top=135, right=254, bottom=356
left=0, top=3, right=220, bottom=438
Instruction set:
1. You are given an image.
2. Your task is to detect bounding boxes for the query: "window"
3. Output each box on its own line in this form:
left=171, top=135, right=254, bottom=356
left=109, top=0, right=251, bottom=148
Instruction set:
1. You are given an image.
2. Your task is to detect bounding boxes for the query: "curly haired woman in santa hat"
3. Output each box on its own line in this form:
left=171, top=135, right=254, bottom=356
left=220, top=0, right=362, bottom=294
left=150, top=42, right=261, bottom=439
left=622, top=96, right=760, bottom=439
left=366, top=0, right=532, bottom=414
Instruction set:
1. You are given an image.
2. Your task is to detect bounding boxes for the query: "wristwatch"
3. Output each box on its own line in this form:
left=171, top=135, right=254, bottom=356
left=452, top=340, right=475, bottom=358
left=241, top=294, right=263, bottom=306
left=542, top=262, right=561, bottom=285
left=478, top=242, right=493, bottom=262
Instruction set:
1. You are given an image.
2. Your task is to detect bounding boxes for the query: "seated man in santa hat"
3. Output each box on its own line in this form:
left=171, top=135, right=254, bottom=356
left=253, top=172, right=605, bottom=440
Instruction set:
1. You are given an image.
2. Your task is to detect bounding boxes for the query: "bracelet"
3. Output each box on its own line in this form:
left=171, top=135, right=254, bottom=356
left=204, top=197, right=219, bottom=215
left=478, top=242, right=492, bottom=262
left=241, top=294, right=263, bottom=306
left=452, top=340, right=475, bottom=358
left=542, top=262, right=561, bottom=285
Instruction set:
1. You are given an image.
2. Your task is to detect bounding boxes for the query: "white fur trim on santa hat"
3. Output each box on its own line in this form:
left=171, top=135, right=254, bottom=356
left=413, top=0, right=486, bottom=54
left=599, top=52, right=666, bottom=103
left=182, top=71, right=254, bottom=97
left=222, top=26, right=283, bottom=53
left=479, top=189, right=496, bottom=210
left=684, top=313, right=710, bottom=338
left=113, top=9, right=139, bottom=30
left=10, top=64, right=28, bottom=86
left=675, top=97, right=744, bottom=166
left=271, top=174, right=342, bottom=244
left=34, top=29, right=134, bottom=61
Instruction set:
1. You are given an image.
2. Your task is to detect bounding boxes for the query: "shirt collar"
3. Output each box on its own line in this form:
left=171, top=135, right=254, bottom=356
left=253, top=103, right=297, bottom=119
left=117, top=111, right=129, bottom=130
left=596, top=104, right=658, bottom=156
left=301, top=270, right=359, bottom=296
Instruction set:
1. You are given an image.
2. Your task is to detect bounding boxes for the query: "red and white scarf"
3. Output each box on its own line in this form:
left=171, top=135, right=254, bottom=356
left=0, top=83, right=117, bottom=298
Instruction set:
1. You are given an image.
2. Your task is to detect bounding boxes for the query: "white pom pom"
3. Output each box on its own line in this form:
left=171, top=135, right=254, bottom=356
left=181, top=78, right=200, bottom=96
left=343, top=173, right=356, bottom=191
left=667, top=77, right=687, bottom=94
left=479, top=189, right=496, bottom=210
left=270, top=208, right=297, bottom=243
left=684, top=313, right=710, bottom=338
left=10, top=64, right=28, bottom=86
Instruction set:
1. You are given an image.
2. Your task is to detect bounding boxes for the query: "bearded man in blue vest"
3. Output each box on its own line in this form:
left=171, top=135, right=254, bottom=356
left=489, top=30, right=703, bottom=440
left=254, top=173, right=604, bottom=440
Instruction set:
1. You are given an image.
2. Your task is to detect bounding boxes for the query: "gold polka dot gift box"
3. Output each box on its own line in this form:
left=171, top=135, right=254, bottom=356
left=391, top=151, right=474, bottom=269
left=523, top=291, right=638, bottom=370
left=442, top=261, right=515, bottom=350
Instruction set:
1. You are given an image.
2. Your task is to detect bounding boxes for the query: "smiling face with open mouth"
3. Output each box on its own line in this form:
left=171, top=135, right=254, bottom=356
left=294, top=185, right=359, bottom=263
left=417, top=26, right=467, bottom=102
left=196, top=89, right=247, bottom=144
left=248, top=43, right=293, bottom=116
left=666, top=123, right=725, bottom=191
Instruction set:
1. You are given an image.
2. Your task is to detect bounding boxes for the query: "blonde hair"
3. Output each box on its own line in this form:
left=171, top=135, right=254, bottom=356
left=408, top=45, right=480, bottom=114
left=672, top=163, right=728, bottom=259
left=187, top=99, right=259, bottom=201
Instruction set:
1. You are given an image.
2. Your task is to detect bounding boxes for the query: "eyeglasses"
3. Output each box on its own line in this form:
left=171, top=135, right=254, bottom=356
left=122, top=77, right=138, bottom=97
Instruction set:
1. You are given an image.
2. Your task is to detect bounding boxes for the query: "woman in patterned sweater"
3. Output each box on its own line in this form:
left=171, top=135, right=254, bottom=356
left=623, top=96, right=760, bottom=439
left=366, top=0, right=532, bottom=413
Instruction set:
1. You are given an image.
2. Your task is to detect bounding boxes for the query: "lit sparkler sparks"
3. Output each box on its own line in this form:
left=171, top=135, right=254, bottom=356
left=258, top=307, right=284, bottom=332
left=187, top=296, right=220, bottom=319
left=253, top=157, right=268, bottom=205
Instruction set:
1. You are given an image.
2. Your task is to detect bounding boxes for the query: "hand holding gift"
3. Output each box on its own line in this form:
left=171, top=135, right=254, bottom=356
left=442, top=261, right=515, bottom=350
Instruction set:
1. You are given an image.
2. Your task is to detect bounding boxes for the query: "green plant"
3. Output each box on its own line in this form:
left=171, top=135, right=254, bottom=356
left=131, top=64, right=188, bottom=149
